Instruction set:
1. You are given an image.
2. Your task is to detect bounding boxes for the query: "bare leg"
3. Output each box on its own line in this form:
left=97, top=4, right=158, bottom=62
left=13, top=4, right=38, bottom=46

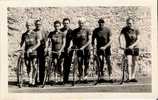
left=106, top=55, right=112, bottom=80
left=32, top=58, right=37, bottom=85
left=25, top=59, right=32, bottom=84
left=78, top=56, right=83, bottom=80
left=132, top=56, right=138, bottom=79
left=84, top=52, right=90, bottom=78
left=127, top=55, right=132, bottom=80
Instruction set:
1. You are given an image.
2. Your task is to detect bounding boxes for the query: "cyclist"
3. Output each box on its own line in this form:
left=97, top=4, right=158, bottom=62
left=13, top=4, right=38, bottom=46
left=71, top=18, right=91, bottom=81
left=60, top=18, right=73, bottom=83
left=45, top=20, right=66, bottom=82
left=34, top=19, right=47, bottom=85
left=92, top=18, right=113, bottom=81
left=20, top=20, right=41, bottom=86
left=119, top=17, right=140, bottom=82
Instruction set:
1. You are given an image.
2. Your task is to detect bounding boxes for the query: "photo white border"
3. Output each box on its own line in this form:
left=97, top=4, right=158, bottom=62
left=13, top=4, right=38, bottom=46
left=0, top=0, right=157, bottom=100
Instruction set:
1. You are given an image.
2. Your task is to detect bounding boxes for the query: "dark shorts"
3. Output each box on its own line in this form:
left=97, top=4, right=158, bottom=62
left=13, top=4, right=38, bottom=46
left=77, top=49, right=90, bottom=58
left=97, top=47, right=111, bottom=56
left=51, top=52, right=65, bottom=59
left=125, top=48, right=139, bottom=56
left=24, top=51, right=37, bottom=60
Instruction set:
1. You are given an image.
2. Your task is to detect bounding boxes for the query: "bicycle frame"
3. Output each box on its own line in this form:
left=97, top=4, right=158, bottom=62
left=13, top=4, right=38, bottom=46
left=42, top=51, right=64, bottom=87
left=92, top=48, right=107, bottom=85
left=70, top=48, right=81, bottom=86
left=120, top=53, right=128, bottom=84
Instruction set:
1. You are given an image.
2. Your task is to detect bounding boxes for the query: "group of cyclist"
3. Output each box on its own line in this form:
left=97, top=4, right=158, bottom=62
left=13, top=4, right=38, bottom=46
left=18, top=17, right=140, bottom=87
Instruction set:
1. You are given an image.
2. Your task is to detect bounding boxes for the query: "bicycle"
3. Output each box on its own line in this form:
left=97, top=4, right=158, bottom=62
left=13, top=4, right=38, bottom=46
left=91, top=47, right=108, bottom=85
left=42, top=51, right=64, bottom=88
left=14, top=49, right=25, bottom=88
left=120, top=48, right=143, bottom=84
left=14, top=49, right=39, bottom=88
left=120, top=52, right=128, bottom=84
left=69, top=48, right=82, bottom=86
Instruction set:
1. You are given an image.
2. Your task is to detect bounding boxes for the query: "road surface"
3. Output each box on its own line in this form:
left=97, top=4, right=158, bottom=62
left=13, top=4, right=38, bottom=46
left=8, top=76, right=151, bottom=93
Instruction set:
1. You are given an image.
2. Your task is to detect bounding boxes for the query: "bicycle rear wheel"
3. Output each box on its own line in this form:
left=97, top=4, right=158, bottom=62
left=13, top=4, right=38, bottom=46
left=17, top=55, right=24, bottom=88
left=93, top=55, right=100, bottom=85
left=72, top=55, right=78, bottom=86
left=120, top=55, right=128, bottom=84
left=42, top=57, right=51, bottom=88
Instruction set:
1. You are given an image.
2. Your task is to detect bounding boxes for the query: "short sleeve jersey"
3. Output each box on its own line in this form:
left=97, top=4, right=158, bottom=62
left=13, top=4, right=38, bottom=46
left=21, top=30, right=41, bottom=51
left=92, top=27, right=111, bottom=49
left=33, top=29, right=47, bottom=48
left=48, top=30, right=65, bottom=51
left=72, top=28, right=90, bottom=49
left=121, top=26, right=140, bottom=47
left=60, top=28, right=73, bottom=50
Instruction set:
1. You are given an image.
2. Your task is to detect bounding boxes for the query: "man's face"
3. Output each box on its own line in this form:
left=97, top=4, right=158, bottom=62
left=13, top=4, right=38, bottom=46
left=54, top=23, right=61, bottom=31
left=127, top=19, right=134, bottom=28
left=78, top=20, right=85, bottom=28
left=98, top=22, right=104, bottom=28
left=26, top=23, right=33, bottom=31
left=35, top=21, right=42, bottom=30
left=63, top=20, right=70, bottom=29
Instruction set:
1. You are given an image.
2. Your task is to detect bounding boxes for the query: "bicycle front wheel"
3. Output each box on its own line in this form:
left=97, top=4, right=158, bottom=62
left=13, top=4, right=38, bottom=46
left=17, top=55, right=24, bottom=88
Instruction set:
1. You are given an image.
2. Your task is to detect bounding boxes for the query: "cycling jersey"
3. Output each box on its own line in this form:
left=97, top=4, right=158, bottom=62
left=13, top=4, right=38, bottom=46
left=92, top=27, right=111, bottom=49
left=48, top=30, right=65, bottom=52
left=92, top=27, right=112, bottom=55
left=60, top=28, right=73, bottom=51
left=121, top=26, right=140, bottom=48
left=21, top=30, right=41, bottom=56
left=72, top=27, right=91, bottom=49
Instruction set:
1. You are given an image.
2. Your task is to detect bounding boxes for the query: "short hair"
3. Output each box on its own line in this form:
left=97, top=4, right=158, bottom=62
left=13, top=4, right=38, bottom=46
left=78, top=17, right=86, bottom=23
left=35, top=19, right=42, bottom=25
left=98, top=18, right=105, bottom=23
left=63, top=18, right=70, bottom=23
left=54, top=20, right=61, bottom=25
left=126, top=17, right=134, bottom=23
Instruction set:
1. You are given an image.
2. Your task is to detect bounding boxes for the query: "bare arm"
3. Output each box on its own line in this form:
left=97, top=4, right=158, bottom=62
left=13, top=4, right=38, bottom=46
left=45, top=38, right=51, bottom=49
left=91, top=30, right=96, bottom=47
left=80, top=40, right=91, bottom=50
left=100, top=29, right=112, bottom=49
left=128, top=35, right=140, bottom=48
left=31, top=39, right=40, bottom=51
left=119, top=34, right=126, bottom=49
left=102, top=35, right=112, bottom=49
left=59, top=36, right=66, bottom=53
left=18, top=33, right=25, bottom=51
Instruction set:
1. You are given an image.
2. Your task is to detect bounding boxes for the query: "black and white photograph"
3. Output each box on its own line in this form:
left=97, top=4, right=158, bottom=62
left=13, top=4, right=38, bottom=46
left=7, top=6, right=152, bottom=93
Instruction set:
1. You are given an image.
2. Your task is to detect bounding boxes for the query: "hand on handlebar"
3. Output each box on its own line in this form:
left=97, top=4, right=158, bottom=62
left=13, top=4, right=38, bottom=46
left=128, top=45, right=134, bottom=49
left=80, top=47, right=85, bottom=51
left=27, top=48, right=33, bottom=54
left=100, top=46, right=106, bottom=50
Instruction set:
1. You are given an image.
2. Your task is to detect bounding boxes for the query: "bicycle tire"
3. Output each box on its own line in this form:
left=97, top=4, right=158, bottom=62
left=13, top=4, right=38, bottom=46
left=17, top=55, right=24, bottom=88
left=120, top=55, right=128, bottom=84
left=72, top=54, right=78, bottom=86
left=93, top=55, right=100, bottom=85
left=42, top=57, right=51, bottom=88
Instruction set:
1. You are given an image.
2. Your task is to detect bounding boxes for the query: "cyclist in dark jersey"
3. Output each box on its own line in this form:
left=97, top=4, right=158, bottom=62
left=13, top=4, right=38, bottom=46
left=46, top=20, right=66, bottom=82
left=119, top=17, right=140, bottom=82
left=20, top=20, right=41, bottom=86
left=72, top=18, right=91, bottom=81
left=60, top=18, right=73, bottom=83
left=92, top=18, right=112, bottom=81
